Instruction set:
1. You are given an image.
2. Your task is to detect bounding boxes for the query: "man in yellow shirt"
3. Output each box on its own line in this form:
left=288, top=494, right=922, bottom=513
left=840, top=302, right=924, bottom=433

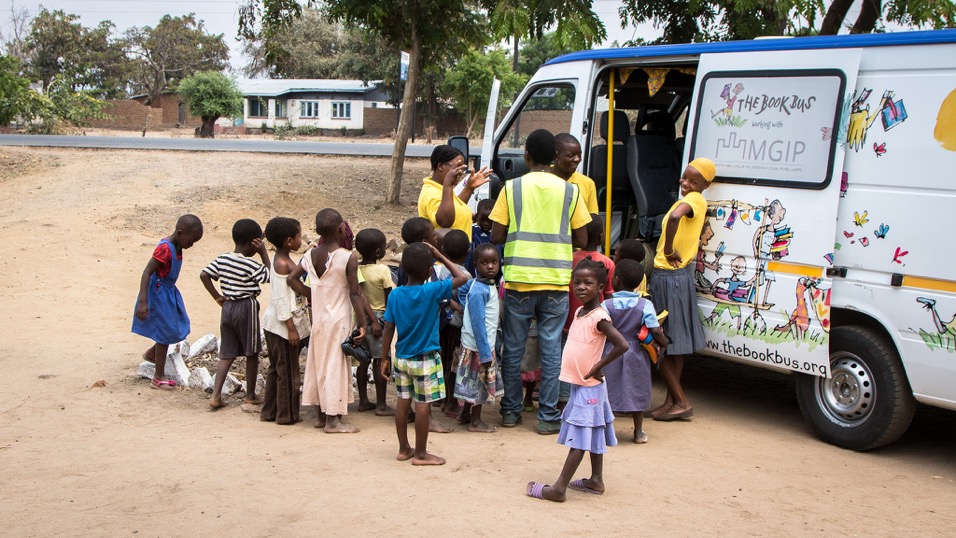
left=552, top=133, right=599, bottom=214
left=490, top=129, right=591, bottom=433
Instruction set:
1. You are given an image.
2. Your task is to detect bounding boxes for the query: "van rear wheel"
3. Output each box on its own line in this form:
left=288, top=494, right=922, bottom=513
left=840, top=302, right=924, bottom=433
left=795, top=325, right=916, bottom=451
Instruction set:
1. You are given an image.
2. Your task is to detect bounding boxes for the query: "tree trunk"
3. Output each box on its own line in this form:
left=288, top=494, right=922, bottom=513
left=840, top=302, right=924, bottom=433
left=850, top=0, right=882, bottom=34
left=385, top=24, right=421, bottom=205
left=196, top=115, right=218, bottom=138
left=820, top=0, right=855, bottom=35
left=512, top=35, right=520, bottom=72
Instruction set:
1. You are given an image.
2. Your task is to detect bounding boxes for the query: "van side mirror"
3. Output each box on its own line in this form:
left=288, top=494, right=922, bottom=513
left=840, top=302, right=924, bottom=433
left=447, top=136, right=473, bottom=167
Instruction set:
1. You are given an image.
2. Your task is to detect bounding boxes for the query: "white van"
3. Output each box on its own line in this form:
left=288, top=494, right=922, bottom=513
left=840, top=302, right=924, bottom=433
left=479, top=29, right=956, bottom=450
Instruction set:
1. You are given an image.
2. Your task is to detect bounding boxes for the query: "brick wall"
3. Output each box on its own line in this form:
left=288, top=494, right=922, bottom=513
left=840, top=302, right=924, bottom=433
left=88, top=100, right=162, bottom=130
left=363, top=108, right=469, bottom=138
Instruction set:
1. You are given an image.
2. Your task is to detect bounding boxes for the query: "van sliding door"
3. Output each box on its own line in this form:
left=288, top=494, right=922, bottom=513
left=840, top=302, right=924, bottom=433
left=686, top=50, right=861, bottom=377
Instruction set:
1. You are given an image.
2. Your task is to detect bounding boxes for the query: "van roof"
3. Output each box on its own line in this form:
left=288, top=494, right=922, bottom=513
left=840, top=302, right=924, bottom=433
left=546, top=29, right=956, bottom=65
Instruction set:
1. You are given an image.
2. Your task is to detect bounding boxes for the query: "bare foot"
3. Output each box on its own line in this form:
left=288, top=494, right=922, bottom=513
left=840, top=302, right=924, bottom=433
left=208, top=399, right=228, bottom=410
left=429, top=417, right=454, bottom=433
left=396, top=448, right=415, bottom=461
left=634, top=430, right=649, bottom=444
left=243, top=395, right=264, bottom=405
left=444, top=404, right=462, bottom=418
left=314, top=417, right=327, bottom=429
left=411, top=453, right=446, bottom=466
left=142, top=349, right=155, bottom=364
left=357, top=401, right=377, bottom=412
left=467, top=421, right=497, bottom=433
left=374, top=406, right=396, bottom=417
left=324, top=422, right=360, bottom=433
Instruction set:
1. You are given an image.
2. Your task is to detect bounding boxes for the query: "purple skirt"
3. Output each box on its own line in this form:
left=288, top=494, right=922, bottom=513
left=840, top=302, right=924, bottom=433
left=557, top=383, right=618, bottom=454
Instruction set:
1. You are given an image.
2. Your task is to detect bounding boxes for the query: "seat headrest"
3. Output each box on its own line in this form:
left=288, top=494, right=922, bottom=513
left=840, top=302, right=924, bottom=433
left=600, top=110, right=630, bottom=144
left=637, top=110, right=676, bottom=140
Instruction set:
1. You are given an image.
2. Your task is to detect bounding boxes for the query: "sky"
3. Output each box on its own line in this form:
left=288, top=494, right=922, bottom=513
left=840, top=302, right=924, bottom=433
left=0, top=0, right=658, bottom=73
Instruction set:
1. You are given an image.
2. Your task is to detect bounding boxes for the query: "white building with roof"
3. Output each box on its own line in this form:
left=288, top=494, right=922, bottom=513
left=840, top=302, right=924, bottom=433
left=236, top=79, right=393, bottom=131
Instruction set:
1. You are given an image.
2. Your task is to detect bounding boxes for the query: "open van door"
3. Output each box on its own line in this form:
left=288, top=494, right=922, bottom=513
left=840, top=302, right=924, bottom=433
left=686, top=49, right=861, bottom=377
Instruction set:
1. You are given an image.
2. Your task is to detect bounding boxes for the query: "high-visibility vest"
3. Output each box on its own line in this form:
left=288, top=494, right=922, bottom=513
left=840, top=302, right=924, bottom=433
left=503, top=173, right=578, bottom=286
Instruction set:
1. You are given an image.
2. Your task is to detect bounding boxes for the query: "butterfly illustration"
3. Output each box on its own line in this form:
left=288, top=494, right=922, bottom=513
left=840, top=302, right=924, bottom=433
left=823, top=253, right=834, bottom=264
left=892, top=247, right=909, bottom=264
left=860, top=237, right=869, bottom=247
left=853, top=211, right=869, bottom=227
left=874, top=223, right=889, bottom=239
left=873, top=142, right=886, bottom=157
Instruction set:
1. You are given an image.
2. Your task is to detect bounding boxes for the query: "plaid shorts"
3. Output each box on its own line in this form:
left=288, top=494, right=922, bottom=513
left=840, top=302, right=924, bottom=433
left=393, top=351, right=445, bottom=403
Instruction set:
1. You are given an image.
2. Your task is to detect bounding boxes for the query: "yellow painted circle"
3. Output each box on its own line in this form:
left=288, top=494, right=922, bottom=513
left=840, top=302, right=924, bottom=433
left=935, top=89, right=956, bottom=151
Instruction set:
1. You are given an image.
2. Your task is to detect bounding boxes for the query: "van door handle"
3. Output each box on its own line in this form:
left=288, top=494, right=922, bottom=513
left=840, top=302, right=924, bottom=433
left=827, top=266, right=848, bottom=278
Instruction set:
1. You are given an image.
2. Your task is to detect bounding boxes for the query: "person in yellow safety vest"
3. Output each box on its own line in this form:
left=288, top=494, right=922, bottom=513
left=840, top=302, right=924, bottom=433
left=489, top=129, right=592, bottom=434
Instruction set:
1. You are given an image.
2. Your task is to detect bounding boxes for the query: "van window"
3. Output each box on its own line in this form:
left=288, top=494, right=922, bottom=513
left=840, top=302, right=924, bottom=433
left=498, top=84, right=575, bottom=154
left=689, top=69, right=847, bottom=188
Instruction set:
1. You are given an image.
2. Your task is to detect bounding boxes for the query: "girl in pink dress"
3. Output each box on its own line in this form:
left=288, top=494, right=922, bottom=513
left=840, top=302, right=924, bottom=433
left=527, top=258, right=629, bottom=502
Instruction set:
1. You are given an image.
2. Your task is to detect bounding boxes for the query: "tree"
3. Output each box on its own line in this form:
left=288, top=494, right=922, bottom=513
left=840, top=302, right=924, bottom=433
left=516, top=31, right=576, bottom=77
left=126, top=14, right=229, bottom=105
left=177, top=71, right=243, bottom=138
left=0, top=55, right=35, bottom=124
left=442, top=48, right=526, bottom=138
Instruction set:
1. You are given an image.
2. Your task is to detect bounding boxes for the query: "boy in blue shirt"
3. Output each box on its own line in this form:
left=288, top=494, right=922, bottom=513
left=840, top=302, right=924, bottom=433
left=380, top=242, right=469, bottom=465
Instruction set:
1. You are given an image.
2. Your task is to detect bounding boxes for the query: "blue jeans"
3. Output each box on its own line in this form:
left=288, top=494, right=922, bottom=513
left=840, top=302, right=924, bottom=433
left=501, top=289, right=569, bottom=423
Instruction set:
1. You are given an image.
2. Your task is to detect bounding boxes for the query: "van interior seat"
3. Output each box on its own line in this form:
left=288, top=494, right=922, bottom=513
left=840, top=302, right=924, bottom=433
left=589, top=110, right=631, bottom=204
left=626, top=109, right=680, bottom=241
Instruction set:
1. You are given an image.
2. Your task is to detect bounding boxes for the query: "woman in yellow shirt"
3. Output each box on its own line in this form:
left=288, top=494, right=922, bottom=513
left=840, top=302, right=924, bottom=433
left=646, top=157, right=715, bottom=422
left=417, top=145, right=491, bottom=241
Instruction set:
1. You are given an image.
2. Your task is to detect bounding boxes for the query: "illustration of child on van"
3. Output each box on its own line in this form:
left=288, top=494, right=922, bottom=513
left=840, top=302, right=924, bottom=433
left=752, top=199, right=790, bottom=308
left=706, top=256, right=757, bottom=329
left=916, top=297, right=956, bottom=351
left=695, top=221, right=722, bottom=293
left=712, top=82, right=746, bottom=127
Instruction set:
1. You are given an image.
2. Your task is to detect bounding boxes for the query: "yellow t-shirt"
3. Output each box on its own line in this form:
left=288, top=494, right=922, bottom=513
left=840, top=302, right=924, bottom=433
left=654, top=191, right=708, bottom=270
left=417, top=176, right=473, bottom=241
left=358, top=263, right=394, bottom=312
left=490, top=171, right=593, bottom=292
left=568, top=171, right=599, bottom=214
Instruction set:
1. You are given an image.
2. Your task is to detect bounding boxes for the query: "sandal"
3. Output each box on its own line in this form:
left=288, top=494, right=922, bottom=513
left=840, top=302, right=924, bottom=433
left=523, top=403, right=535, bottom=413
left=569, top=478, right=604, bottom=495
left=150, top=378, right=176, bottom=390
left=527, top=481, right=549, bottom=500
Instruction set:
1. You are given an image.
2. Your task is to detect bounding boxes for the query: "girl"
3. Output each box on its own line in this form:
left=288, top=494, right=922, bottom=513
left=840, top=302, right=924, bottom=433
left=527, top=258, right=628, bottom=502
left=646, top=157, right=715, bottom=421
left=289, top=208, right=367, bottom=434
left=261, top=217, right=311, bottom=425
left=453, top=243, right=502, bottom=432
left=131, top=214, right=203, bottom=390
left=602, top=259, right=669, bottom=444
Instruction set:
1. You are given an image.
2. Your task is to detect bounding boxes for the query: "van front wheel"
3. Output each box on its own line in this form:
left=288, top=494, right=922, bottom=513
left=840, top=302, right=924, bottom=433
left=795, top=325, right=916, bottom=451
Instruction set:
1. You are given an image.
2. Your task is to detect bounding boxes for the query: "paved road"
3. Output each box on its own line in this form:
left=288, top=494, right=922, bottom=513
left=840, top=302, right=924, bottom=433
left=0, top=134, right=480, bottom=158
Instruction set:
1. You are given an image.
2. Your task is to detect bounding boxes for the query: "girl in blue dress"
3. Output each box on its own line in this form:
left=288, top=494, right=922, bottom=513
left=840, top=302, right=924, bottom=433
left=132, top=215, right=203, bottom=390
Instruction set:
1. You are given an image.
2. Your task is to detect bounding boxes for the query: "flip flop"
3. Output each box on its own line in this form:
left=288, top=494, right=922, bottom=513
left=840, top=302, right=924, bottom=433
left=150, top=378, right=176, bottom=390
left=524, top=404, right=535, bottom=413
left=569, top=479, right=604, bottom=495
left=527, top=481, right=549, bottom=500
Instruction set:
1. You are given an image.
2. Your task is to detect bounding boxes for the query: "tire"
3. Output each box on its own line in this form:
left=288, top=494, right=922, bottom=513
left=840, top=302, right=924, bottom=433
left=795, top=325, right=916, bottom=451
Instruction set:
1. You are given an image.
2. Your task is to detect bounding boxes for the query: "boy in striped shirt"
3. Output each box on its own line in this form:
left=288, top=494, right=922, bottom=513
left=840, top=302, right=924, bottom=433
left=201, top=218, right=271, bottom=410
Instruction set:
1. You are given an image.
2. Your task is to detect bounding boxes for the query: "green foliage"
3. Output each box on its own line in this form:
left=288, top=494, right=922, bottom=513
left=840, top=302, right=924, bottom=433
left=0, top=55, right=34, bottom=124
left=516, top=32, right=577, bottom=77
left=1, top=54, right=106, bottom=132
left=126, top=14, right=229, bottom=104
left=177, top=71, right=243, bottom=120
left=486, top=0, right=607, bottom=50
left=442, top=48, right=526, bottom=138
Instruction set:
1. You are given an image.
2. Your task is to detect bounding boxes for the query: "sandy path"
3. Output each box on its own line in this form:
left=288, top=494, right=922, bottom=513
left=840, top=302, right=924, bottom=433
left=0, top=147, right=953, bottom=536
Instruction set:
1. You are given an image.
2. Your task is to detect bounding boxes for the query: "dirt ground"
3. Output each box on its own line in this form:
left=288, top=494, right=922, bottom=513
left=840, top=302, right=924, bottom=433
left=0, top=146, right=953, bottom=537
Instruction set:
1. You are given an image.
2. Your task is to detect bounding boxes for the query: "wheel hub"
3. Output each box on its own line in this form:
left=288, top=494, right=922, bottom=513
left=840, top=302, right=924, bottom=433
left=817, top=353, right=875, bottom=425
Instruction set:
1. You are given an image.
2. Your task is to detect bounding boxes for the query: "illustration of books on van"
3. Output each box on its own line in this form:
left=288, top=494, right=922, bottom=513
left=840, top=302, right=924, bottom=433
left=880, top=90, right=907, bottom=131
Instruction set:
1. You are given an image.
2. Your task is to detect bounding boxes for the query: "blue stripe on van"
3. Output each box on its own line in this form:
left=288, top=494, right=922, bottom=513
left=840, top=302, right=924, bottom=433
left=545, top=29, right=956, bottom=66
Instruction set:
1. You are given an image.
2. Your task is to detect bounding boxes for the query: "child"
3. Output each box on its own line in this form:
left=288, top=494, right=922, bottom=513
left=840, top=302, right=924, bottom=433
left=288, top=209, right=368, bottom=433
left=602, top=259, right=668, bottom=444
left=132, top=214, right=204, bottom=390
left=464, top=198, right=497, bottom=277
left=454, top=243, right=502, bottom=432
left=201, top=218, right=271, bottom=409
left=380, top=242, right=469, bottom=465
left=260, top=217, right=311, bottom=425
left=355, top=227, right=395, bottom=417
left=437, top=229, right=469, bottom=417
left=527, top=258, right=628, bottom=502
left=613, top=238, right=648, bottom=294
left=564, top=214, right=615, bottom=334
left=396, top=217, right=437, bottom=286
left=520, top=320, right=541, bottom=413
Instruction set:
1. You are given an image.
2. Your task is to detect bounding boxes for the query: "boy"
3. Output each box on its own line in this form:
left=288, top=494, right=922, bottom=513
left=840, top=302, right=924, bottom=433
left=396, top=217, right=437, bottom=286
left=564, top=214, right=616, bottom=334
left=201, top=218, right=271, bottom=410
left=553, top=133, right=599, bottom=213
left=355, top=228, right=395, bottom=417
left=437, top=229, right=469, bottom=417
left=380, top=242, right=469, bottom=465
